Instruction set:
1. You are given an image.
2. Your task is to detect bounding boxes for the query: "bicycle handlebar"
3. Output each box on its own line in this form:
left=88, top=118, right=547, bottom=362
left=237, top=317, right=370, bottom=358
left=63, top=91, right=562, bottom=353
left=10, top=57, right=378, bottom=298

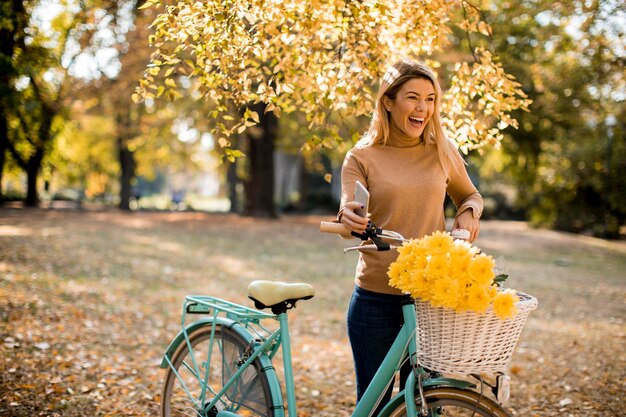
left=319, top=221, right=353, bottom=238
left=319, top=221, right=408, bottom=253
left=320, top=221, right=470, bottom=253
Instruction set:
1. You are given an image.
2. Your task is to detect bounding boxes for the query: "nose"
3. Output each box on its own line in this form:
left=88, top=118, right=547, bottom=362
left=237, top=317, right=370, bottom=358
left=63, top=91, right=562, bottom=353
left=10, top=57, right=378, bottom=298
left=415, top=99, right=426, bottom=111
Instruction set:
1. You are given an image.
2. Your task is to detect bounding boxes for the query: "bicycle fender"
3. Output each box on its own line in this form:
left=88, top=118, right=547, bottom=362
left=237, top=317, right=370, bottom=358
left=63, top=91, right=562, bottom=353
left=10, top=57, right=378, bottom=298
left=379, top=376, right=476, bottom=417
left=421, top=376, right=476, bottom=390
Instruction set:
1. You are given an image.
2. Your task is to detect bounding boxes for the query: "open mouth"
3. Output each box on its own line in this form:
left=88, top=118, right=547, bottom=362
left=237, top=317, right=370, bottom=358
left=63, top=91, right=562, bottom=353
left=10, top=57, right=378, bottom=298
left=408, top=116, right=425, bottom=128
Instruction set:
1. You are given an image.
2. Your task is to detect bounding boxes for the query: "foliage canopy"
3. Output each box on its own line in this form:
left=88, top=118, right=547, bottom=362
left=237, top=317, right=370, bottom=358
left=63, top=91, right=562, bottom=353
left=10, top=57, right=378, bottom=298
left=135, top=0, right=531, bottom=159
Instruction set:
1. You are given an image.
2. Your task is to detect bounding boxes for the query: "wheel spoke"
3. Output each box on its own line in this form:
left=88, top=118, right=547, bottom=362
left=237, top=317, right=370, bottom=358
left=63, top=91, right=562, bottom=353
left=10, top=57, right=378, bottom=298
left=161, top=325, right=275, bottom=417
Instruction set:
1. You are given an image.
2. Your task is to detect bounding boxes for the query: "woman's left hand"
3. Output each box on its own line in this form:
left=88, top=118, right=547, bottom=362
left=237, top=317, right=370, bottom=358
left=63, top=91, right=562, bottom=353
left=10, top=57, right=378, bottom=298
left=453, top=210, right=480, bottom=243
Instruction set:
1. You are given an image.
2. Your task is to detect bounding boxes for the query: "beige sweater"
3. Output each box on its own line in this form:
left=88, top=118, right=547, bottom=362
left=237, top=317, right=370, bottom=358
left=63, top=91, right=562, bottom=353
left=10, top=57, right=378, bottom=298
left=339, top=127, right=483, bottom=294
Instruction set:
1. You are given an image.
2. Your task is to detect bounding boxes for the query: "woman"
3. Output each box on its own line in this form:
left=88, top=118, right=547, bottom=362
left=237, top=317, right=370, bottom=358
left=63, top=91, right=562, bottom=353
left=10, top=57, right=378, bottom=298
left=338, top=60, right=483, bottom=409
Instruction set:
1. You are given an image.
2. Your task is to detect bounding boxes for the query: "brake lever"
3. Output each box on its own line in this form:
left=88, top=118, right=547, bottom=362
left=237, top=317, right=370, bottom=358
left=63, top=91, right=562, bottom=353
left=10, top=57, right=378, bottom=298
left=350, top=224, right=382, bottom=241
left=346, top=222, right=395, bottom=252
left=344, top=244, right=376, bottom=253
left=344, top=244, right=401, bottom=253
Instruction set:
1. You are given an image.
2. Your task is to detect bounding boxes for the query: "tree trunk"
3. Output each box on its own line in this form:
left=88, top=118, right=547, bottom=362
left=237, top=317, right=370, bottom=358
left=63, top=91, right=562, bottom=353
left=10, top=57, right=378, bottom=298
left=297, top=157, right=309, bottom=211
left=116, top=110, right=135, bottom=211
left=242, top=103, right=277, bottom=218
left=118, top=138, right=135, bottom=211
left=227, top=160, right=238, bottom=213
left=0, top=122, right=6, bottom=205
left=24, top=147, right=43, bottom=207
left=0, top=0, right=26, bottom=205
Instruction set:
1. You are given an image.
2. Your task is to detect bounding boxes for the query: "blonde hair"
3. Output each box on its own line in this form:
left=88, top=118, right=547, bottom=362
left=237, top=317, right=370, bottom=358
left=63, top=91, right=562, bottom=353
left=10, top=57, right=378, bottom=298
left=358, top=59, right=462, bottom=175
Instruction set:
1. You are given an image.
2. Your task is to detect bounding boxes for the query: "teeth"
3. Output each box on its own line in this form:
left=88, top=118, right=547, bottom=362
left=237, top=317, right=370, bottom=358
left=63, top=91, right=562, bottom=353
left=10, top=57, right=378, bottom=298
left=409, top=116, right=424, bottom=123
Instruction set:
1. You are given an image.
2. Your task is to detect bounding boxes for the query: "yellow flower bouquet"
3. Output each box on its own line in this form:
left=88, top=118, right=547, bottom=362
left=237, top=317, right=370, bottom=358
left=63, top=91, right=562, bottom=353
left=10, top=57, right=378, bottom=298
left=388, top=231, right=518, bottom=319
left=388, top=231, right=538, bottom=374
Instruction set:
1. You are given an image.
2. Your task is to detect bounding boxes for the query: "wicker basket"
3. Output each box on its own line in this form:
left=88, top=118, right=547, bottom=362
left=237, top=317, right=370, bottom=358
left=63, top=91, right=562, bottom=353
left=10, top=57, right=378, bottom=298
left=415, top=291, right=538, bottom=374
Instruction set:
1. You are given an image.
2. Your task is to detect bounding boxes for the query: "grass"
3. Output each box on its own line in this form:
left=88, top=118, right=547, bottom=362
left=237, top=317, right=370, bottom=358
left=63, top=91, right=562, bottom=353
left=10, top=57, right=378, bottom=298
left=0, top=209, right=625, bottom=416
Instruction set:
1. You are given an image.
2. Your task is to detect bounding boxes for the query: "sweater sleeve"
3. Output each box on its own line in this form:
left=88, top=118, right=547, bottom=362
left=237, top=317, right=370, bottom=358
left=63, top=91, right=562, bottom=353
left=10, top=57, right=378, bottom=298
left=446, top=151, right=483, bottom=220
left=337, top=147, right=368, bottom=221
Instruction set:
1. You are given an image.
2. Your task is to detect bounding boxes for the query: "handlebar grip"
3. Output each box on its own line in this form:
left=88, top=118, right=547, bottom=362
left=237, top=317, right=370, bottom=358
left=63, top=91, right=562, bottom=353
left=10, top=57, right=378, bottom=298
left=451, top=229, right=471, bottom=240
left=320, top=221, right=352, bottom=237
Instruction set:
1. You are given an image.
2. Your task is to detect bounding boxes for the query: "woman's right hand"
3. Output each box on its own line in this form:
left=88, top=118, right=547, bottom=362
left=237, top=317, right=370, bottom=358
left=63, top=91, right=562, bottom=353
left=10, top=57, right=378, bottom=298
left=340, top=201, right=370, bottom=234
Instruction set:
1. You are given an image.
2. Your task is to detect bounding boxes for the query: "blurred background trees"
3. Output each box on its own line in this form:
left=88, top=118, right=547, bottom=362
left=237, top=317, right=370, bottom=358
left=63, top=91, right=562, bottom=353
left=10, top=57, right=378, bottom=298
left=0, top=0, right=623, bottom=238
left=468, top=0, right=625, bottom=237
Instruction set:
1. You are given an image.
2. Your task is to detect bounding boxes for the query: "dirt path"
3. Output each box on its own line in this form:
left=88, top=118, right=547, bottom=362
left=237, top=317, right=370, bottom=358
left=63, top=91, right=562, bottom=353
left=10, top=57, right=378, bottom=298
left=0, top=209, right=624, bottom=416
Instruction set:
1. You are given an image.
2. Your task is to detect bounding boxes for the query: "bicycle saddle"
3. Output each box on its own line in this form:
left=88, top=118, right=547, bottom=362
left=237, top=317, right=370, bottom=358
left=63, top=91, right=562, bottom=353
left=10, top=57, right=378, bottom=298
left=248, top=280, right=315, bottom=314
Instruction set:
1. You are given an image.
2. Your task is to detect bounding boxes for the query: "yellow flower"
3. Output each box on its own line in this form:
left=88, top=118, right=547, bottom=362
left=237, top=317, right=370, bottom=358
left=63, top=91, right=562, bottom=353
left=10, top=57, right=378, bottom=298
left=463, top=283, right=493, bottom=313
left=422, top=231, right=453, bottom=254
left=396, top=242, right=414, bottom=257
left=450, top=253, right=472, bottom=273
left=387, top=262, right=406, bottom=288
left=468, top=254, right=495, bottom=286
left=493, top=289, right=519, bottom=319
left=449, top=240, right=475, bottom=272
left=408, top=270, right=430, bottom=297
left=388, top=231, right=517, bottom=319
left=408, top=253, right=428, bottom=271
left=450, top=239, right=473, bottom=258
left=430, top=276, right=463, bottom=310
left=426, top=254, right=449, bottom=277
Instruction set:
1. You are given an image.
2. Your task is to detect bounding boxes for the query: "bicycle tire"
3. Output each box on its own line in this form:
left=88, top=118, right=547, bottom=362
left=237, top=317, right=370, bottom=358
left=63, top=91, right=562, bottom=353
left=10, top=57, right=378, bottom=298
left=386, top=386, right=511, bottom=417
left=161, top=324, right=275, bottom=417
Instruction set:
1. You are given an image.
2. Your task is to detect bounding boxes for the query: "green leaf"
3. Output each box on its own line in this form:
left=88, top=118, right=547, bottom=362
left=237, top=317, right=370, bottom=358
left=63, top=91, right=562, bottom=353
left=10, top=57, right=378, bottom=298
left=493, top=274, right=509, bottom=287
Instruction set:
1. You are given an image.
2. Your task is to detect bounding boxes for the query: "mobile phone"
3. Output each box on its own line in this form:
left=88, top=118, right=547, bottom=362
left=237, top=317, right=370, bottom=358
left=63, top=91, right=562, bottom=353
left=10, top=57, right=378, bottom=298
left=354, top=181, right=369, bottom=218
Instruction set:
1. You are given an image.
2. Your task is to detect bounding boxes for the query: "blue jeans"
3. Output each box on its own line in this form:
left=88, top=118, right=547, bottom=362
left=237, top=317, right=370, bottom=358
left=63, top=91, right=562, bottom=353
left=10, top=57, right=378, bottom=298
left=347, top=286, right=411, bottom=412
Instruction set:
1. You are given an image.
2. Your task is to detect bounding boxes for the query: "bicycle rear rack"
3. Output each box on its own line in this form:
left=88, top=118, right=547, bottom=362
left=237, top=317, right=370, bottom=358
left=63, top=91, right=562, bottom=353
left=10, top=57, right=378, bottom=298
left=183, top=295, right=278, bottom=347
left=186, top=295, right=274, bottom=319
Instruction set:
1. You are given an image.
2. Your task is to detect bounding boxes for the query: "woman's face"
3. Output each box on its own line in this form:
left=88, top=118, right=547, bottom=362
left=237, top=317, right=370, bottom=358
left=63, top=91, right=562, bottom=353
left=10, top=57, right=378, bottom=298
left=383, top=77, right=436, bottom=139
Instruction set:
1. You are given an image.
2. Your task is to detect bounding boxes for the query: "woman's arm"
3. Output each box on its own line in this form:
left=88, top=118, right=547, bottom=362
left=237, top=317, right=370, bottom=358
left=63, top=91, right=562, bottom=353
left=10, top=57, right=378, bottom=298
left=446, top=152, right=483, bottom=242
left=338, top=149, right=370, bottom=234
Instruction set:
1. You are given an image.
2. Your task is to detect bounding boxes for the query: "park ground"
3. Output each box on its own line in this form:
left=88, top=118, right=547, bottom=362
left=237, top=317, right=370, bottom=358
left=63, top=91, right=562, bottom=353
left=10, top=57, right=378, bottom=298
left=0, top=208, right=624, bottom=416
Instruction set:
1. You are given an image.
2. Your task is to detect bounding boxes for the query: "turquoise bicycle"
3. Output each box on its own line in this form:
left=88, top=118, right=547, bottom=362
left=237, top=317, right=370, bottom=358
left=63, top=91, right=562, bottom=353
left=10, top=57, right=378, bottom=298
left=159, top=223, right=514, bottom=417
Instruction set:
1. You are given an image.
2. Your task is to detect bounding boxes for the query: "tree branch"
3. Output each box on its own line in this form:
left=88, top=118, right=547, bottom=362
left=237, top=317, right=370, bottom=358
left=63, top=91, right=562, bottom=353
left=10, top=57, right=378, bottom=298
left=4, top=132, right=28, bottom=171
left=27, top=73, right=55, bottom=115
left=461, top=1, right=480, bottom=63
left=461, top=0, right=497, bottom=57
left=54, top=11, right=86, bottom=109
left=14, top=107, right=36, bottom=148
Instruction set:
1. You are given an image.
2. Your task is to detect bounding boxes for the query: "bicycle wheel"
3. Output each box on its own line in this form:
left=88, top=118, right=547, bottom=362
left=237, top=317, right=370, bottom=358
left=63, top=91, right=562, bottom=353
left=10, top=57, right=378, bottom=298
left=161, top=324, right=275, bottom=417
left=386, top=387, right=511, bottom=417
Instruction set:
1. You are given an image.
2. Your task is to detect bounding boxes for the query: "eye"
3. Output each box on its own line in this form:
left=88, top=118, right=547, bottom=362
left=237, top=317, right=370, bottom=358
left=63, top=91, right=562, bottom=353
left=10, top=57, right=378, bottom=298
left=426, top=97, right=435, bottom=102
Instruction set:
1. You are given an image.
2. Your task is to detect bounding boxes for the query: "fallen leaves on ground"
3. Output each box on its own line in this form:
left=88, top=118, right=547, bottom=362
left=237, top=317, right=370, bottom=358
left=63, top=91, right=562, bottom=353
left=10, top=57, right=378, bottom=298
left=0, top=209, right=624, bottom=416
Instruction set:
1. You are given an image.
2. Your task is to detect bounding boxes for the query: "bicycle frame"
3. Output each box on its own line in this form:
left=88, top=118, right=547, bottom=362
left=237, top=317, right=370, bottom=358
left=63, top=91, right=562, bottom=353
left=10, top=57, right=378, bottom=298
left=341, top=297, right=473, bottom=417
left=162, top=295, right=475, bottom=417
